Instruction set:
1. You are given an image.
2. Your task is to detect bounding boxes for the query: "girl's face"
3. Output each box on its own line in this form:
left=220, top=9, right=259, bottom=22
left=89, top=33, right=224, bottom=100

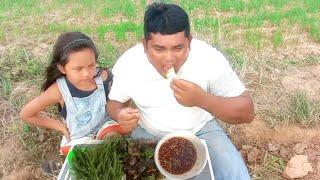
left=58, top=48, right=96, bottom=86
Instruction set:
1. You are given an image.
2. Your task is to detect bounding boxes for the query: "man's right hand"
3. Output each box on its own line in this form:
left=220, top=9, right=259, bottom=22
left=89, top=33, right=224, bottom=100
left=116, top=107, right=139, bottom=133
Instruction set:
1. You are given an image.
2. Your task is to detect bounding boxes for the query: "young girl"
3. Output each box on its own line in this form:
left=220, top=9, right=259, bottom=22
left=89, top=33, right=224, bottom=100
left=20, top=32, right=125, bottom=155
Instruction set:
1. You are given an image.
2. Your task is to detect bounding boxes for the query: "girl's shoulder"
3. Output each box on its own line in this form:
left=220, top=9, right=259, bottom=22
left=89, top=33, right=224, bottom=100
left=43, top=82, right=64, bottom=103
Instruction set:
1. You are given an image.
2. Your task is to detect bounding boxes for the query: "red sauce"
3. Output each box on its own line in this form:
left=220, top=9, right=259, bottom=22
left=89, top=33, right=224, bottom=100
left=158, top=137, right=197, bottom=175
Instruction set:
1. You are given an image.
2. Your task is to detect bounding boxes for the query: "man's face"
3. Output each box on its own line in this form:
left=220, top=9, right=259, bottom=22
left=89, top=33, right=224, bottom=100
left=143, top=31, right=192, bottom=77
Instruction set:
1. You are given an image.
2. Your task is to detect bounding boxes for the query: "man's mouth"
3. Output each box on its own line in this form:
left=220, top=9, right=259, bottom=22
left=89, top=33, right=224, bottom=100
left=165, top=67, right=176, bottom=80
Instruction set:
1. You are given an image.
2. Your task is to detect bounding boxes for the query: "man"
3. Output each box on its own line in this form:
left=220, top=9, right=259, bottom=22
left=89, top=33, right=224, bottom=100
left=108, top=2, right=254, bottom=180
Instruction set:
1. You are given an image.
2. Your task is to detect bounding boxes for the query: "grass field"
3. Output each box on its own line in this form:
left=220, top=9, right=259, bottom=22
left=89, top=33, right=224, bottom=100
left=0, top=0, right=319, bottom=179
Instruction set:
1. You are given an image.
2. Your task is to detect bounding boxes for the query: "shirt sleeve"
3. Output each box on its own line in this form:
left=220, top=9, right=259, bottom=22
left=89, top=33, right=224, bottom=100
left=108, top=57, right=131, bottom=103
left=208, top=51, right=246, bottom=97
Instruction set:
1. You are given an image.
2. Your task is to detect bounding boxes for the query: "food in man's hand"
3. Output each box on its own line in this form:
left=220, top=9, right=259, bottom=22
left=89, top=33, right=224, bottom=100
left=166, top=67, right=176, bottom=81
left=158, top=137, right=197, bottom=175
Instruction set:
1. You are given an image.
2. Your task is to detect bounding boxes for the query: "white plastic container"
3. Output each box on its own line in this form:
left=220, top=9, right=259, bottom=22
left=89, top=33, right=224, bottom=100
left=57, top=139, right=214, bottom=180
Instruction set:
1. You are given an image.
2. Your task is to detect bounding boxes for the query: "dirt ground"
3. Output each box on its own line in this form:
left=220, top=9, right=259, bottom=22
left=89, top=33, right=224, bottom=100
left=230, top=118, right=320, bottom=179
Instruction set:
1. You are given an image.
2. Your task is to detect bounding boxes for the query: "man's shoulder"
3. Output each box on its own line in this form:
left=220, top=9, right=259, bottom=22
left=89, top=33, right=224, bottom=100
left=190, top=39, right=228, bottom=65
left=191, top=39, right=213, bottom=49
left=190, top=39, right=223, bottom=58
left=112, top=43, right=146, bottom=75
left=120, top=43, right=144, bottom=59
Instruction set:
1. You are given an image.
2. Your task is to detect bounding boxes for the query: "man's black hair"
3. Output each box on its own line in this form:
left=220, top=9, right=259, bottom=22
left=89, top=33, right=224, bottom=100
left=144, top=3, right=190, bottom=40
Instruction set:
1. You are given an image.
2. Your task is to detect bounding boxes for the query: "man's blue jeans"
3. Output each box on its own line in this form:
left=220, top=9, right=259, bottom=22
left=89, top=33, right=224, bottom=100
left=130, top=120, right=251, bottom=180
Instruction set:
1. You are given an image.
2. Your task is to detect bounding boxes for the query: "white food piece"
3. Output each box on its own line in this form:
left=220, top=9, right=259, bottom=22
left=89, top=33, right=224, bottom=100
left=166, top=67, right=176, bottom=81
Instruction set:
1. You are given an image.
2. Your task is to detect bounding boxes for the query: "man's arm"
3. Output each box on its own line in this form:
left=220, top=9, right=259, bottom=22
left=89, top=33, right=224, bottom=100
left=171, top=79, right=254, bottom=124
left=107, top=100, right=140, bottom=133
left=198, top=91, right=254, bottom=124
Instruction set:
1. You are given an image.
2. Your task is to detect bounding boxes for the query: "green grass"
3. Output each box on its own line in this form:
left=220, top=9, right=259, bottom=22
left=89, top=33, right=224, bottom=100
left=273, top=91, right=320, bottom=126
left=244, top=12, right=266, bottom=28
left=194, top=17, right=219, bottom=31
left=266, top=11, right=283, bottom=25
left=289, top=92, right=311, bottom=123
left=47, top=23, right=70, bottom=33
left=101, top=0, right=136, bottom=18
left=98, top=43, right=119, bottom=68
left=97, top=22, right=143, bottom=41
left=180, top=0, right=213, bottom=11
left=305, top=0, right=320, bottom=13
left=223, top=48, right=246, bottom=72
left=308, top=21, right=320, bottom=42
left=0, top=29, right=5, bottom=42
left=251, top=153, right=285, bottom=179
left=0, top=75, right=12, bottom=97
left=245, top=31, right=264, bottom=49
left=284, top=7, right=308, bottom=25
left=272, top=30, right=283, bottom=47
left=228, top=15, right=242, bottom=26
left=218, top=0, right=245, bottom=12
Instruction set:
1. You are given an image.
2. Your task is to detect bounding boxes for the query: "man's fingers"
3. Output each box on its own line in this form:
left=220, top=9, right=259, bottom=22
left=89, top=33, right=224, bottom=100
left=123, top=112, right=139, bottom=120
left=174, top=93, right=183, bottom=102
left=171, top=82, right=184, bottom=95
left=119, top=117, right=138, bottom=129
left=126, top=108, right=139, bottom=114
left=172, top=78, right=190, bottom=90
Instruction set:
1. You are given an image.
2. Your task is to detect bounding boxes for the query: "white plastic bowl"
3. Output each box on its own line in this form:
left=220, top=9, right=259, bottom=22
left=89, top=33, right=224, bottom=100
left=154, top=130, right=207, bottom=180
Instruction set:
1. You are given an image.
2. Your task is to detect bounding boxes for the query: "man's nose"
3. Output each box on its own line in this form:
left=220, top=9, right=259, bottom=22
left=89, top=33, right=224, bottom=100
left=164, top=50, right=174, bottom=64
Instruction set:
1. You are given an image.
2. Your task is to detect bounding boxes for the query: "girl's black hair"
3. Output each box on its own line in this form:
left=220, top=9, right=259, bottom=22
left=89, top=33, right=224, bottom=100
left=144, top=3, right=190, bottom=40
left=42, top=32, right=99, bottom=91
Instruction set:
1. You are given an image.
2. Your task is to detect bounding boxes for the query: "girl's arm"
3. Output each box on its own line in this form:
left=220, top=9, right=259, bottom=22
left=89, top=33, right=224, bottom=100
left=20, top=83, right=69, bottom=139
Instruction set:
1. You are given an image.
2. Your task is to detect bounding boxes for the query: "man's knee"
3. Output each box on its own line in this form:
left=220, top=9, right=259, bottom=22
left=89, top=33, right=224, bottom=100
left=211, top=150, right=250, bottom=180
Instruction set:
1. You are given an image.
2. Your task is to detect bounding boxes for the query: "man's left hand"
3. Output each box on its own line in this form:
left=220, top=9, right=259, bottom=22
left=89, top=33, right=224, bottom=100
left=170, top=78, right=205, bottom=107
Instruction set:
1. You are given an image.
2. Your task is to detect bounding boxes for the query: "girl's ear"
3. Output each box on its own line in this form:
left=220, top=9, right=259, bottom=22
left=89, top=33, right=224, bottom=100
left=57, top=64, right=66, bottom=74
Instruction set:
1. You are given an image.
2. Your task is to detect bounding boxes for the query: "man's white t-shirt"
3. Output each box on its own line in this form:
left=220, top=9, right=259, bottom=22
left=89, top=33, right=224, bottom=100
left=109, top=39, right=246, bottom=136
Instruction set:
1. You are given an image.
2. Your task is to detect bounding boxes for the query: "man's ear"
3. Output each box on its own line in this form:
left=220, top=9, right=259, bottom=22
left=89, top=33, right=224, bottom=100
left=188, top=35, right=193, bottom=48
left=57, top=64, right=66, bottom=74
left=142, top=38, right=148, bottom=53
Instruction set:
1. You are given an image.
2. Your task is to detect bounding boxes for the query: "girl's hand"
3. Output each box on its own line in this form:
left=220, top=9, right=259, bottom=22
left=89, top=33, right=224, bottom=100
left=60, top=122, right=70, bottom=141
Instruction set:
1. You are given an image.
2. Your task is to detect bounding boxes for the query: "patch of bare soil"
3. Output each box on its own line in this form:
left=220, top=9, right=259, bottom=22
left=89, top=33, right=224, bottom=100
left=0, top=133, right=61, bottom=180
left=231, top=118, right=320, bottom=144
left=264, top=32, right=320, bottom=60
left=223, top=25, right=320, bottom=62
left=282, top=65, right=320, bottom=101
left=0, top=97, right=61, bottom=180
left=228, top=118, right=320, bottom=179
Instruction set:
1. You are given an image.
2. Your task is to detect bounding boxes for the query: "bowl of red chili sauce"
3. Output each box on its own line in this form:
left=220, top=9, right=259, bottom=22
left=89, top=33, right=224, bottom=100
left=154, top=130, right=207, bottom=179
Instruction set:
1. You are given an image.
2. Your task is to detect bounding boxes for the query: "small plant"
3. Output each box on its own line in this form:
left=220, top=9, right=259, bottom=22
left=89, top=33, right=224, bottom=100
left=0, top=75, right=12, bottom=96
left=223, top=48, right=246, bottom=72
left=289, top=92, right=311, bottom=122
left=272, top=30, right=283, bottom=48
left=101, top=0, right=136, bottom=18
left=245, top=31, right=264, bottom=49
